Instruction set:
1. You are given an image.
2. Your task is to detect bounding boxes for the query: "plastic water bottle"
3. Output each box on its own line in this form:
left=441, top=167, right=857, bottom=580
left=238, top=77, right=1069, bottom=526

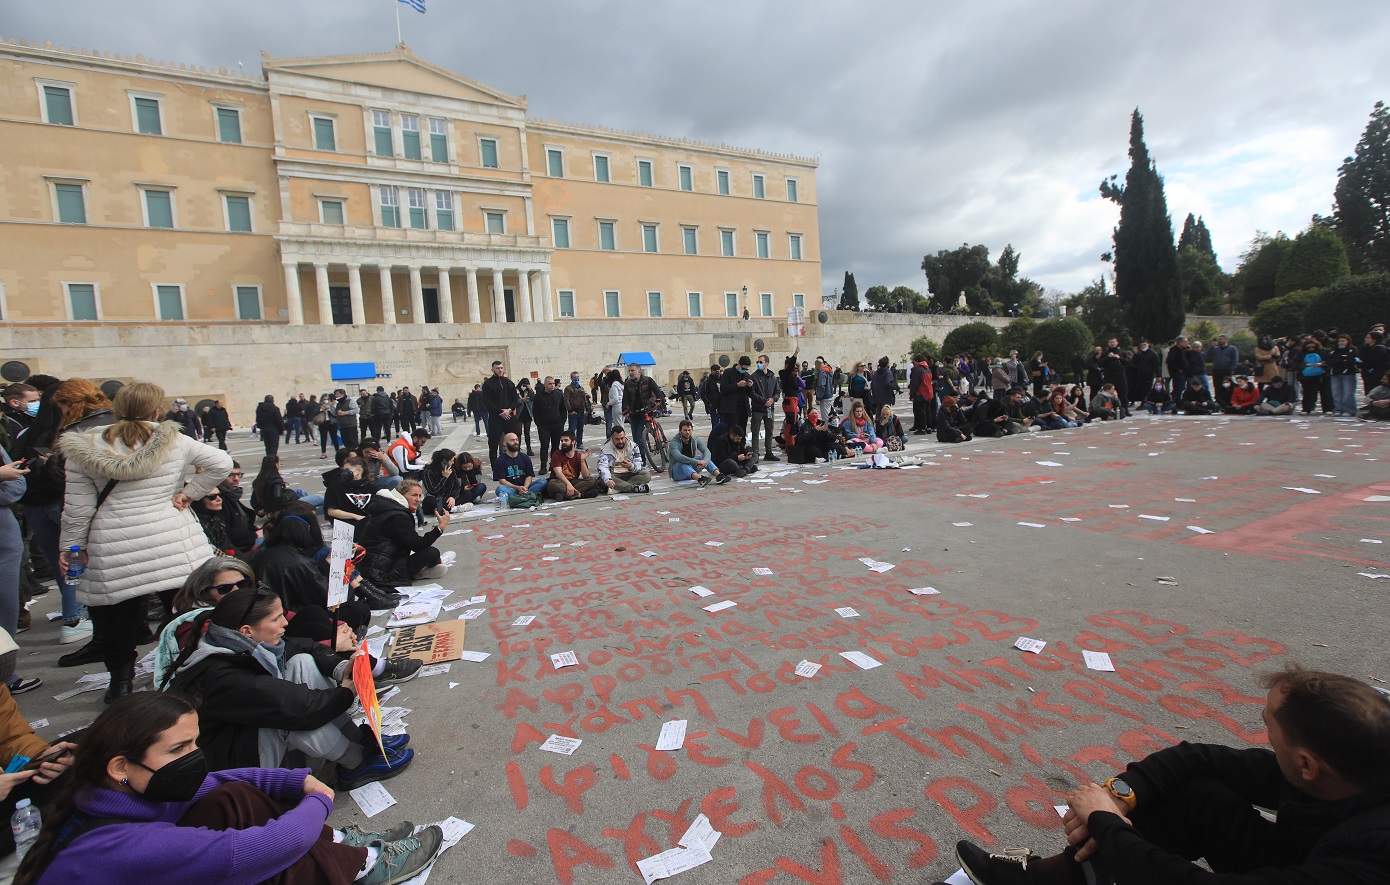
left=11, top=798, right=41, bottom=862
left=63, top=545, right=84, bottom=587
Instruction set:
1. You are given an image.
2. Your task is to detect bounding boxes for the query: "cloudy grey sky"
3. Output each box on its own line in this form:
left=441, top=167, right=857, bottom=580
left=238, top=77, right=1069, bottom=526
left=10, top=1, right=1388, bottom=301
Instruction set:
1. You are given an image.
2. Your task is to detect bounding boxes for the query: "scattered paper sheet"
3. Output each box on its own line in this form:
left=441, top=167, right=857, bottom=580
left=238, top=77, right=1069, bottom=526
left=1313, top=474, right=1337, bottom=478
left=1361, top=539, right=1383, bottom=544
left=1083, top=650, right=1116, bottom=672
left=656, top=719, right=688, bottom=751
left=636, top=841, right=713, bottom=885
left=1138, top=515, right=1170, bottom=521
left=458, top=650, right=491, bottom=662
left=907, top=587, right=940, bottom=596
left=1284, top=487, right=1321, bottom=494
left=543, top=542, right=562, bottom=548
left=1108, top=504, right=1130, bottom=509
left=541, top=555, right=560, bottom=561
left=1035, top=461, right=1064, bottom=467
left=28, top=719, right=48, bottom=729
left=389, top=602, right=442, bottom=627
left=704, top=600, right=737, bottom=613
left=512, top=616, right=536, bottom=626
left=550, top=651, right=579, bottom=669
left=752, top=567, right=773, bottom=575
left=1174, top=497, right=1197, bottom=502
left=1059, top=517, right=1082, bottom=522
left=867, top=562, right=895, bottom=573
left=442, top=601, right=470, bottom=612
left=839, top=651, right=882, bottom=670
left=834, top=607, right=860, bottom=618
left=953, top=522, right=973, bottom=527
left=416, top=663, right=452, bottom=678
left=365, top=634, right=392, bottom=660
left=705, top=541, right=724, bottom=547
left=944, top=869, right=973, bottom=885
left=398, top=817, right=475, bottom=885
left=1018, top=522, right=1046, bottom=528
left=1186, top=526, right=1215, bottom=534
left=688, top=586, right=715, bottom=597
left=462, top=609, right=486, bottom=620
left=350, top=782, right=397, bottom=818
left=540, top=734, right=582, bottom=755
left=1014, top=637, right=1046, bottom=654
left=1358, top=573, right=1390, bottom=579
left=679, top=814, right=721, bottom=852
left=795, top=660, right=822, bottom=678
left=640, top=551, right=658, bottom=558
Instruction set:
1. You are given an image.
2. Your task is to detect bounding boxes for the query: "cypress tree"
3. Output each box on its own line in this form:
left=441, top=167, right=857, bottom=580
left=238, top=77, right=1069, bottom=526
left=1100, top=110, right=1185, bottom=341
left=840, top=271, right=861, bottom=311
left=1333, top=101, right=1390, bottom=273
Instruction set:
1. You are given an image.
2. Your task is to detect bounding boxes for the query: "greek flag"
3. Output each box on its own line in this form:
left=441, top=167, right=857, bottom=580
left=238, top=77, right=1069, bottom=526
left=398, top=0, right=425, bottom=12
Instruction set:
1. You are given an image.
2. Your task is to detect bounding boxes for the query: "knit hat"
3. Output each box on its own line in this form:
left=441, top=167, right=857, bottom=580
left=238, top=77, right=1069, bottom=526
left=941, top=396, right=957, bottom=407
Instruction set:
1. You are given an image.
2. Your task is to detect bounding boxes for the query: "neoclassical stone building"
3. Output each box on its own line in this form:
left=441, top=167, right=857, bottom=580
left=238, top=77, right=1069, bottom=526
left=0, top=37, right=821, bottom=328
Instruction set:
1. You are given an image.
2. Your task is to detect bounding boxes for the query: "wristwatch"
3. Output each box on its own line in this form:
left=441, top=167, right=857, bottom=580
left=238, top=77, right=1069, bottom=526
left=1103, top=776, right=1137, bottom=812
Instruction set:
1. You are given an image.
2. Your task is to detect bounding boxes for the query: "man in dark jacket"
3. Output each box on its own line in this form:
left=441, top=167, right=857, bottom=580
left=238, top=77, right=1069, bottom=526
left=563, top=373, right=591, bottom=450
left=1360, top=330, right=1389, bottom=394
left=675, top=370, right=698, bottom=422
left=1099, top=340, right=1131, bottom=417
left=203, top=399, right=232, bottom=450
left=481, top=361, right=521, bottom=471
left=254, top=395, right=283, bottom=456
left=368, top=387, right=394, bottom=441
left=621, top=364, right=664, bottom=471
left=1130, top=341, right=1162, bottom=402
left=466, top=383, right=487, bottom=436
left=952, top=667, right=1390, bottom=885
left=531, top=377, right=567, bottom=465
left=1206, top=335, right=1241, bottom=408
left=164, top=399, right=202, bottom=439
left=700, top=366, right=722, bottom=417
left=750, top=356, right=780, bottom=462
left=283, top=394, right=304, bottom=445
left=710, top=423, right=757, bottom=477
left=718, top=357, right=754, bottom=436
left=1165, top=337, right=1189, bottom=394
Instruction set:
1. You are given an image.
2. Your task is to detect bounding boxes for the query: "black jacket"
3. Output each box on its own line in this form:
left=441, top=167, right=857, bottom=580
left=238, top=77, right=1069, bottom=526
left=250, top=543, right=334, bottom=614
left=164, top=409, right=202, bottom=438
left=531, top=388, right=565, bottom=425
left=1185, top=349, right=1208, bottom=376
left=481, top=375, right=520, bottom=418
left=255, top=401, right=284, bottom=434
left=361, top=493, right=440, bottom=584
left=676, top=374, right=696, bottom=397
left=466, top=389, right=485, bottom=416
left=205, top=405, right=231, bottom=432
left=170, top=634, right=353, bottom=770
left=718, top=369, right=753, bottom=420
left=1131, top=347, right=1162, bottom=379
left=622, top=376, right=663, bottom=417
left=284, top=399, right=302, bottom=420
left=1165, top=345, right=1189, bottom=378
left=709, top=431, right=748, bottom=465
left=1090, top=741, right=1390, bottom=885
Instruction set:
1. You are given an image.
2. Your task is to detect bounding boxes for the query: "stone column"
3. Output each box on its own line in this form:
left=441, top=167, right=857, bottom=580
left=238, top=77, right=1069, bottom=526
left=537, top=270, right=553, bottom=322
left=378, top=266, right=397, bottom=324
left=282, top=261, right=303, bottom=325
left=491, top=268, right=505, bottom=323
left=313, top=263, right=332, bottom=326
left=346, top=263, right=365, bottom=325
left=517, top=268, right=533, bottom=323
left=408, top=265, right=425, bottom=324
left=465, top=267, right=480, bottom=323
left=437, top=267, right=455, bottom=324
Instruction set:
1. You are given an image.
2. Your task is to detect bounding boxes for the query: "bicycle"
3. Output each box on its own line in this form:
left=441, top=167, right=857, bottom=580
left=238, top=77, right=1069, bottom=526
left=641, top=405, right=669, bottom=472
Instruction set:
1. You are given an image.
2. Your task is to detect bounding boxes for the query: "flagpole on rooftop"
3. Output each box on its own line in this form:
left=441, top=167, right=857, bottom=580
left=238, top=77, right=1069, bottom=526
left=396, top=0, right=403, bottom=44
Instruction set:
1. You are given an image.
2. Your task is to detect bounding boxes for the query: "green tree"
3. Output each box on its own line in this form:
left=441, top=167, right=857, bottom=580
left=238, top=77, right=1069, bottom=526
left=1229, top=331, right=1257, bottom=361
left=863, top=285, right=892, bottom=310
left=840, top=271, right=860, bottom=311
left=1028, top=318, right=1093, bottom=365
left=1185, top=319, right=1221, bottom=342
left=1275, top=224, right=1352, bottom=297
left=1178, top=213, right=1216, bottom=261
left=921, top=244, right=991, bottom=311
left=890, top=286, right=928, bottom=313
left=998, top=317, right=1036, bottom=356
left=941, top=322, right=999, bottom=358
left=908, top=336, right=940, bottom=359
left=1234, top=232, right=1292, bottom=310
left=1250, top=289, right=1318, bottom=338
left=1063, top=278, right=1131, bottom=345
left=1100, top=109, right=1185, bottom=341
left=1333, top=101, right=1390, bottom=274
left=1301, top=272, right=1390, bottom=336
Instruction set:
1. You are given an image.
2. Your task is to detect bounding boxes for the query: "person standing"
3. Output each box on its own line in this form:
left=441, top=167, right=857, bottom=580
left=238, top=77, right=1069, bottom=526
left=369, top=387, right=393, bottom=442
left=870, top=356, right=901, bottom=417
left=813, top=356, right=836, bottom=418
left=564, top=372, right=591, bottom=450
left=466, top=383, right=487, bottom=437
left=750, top=356, right=780, bottom=462
left=203, top=399, right=231, bottom=451
left=532, top=377, right=566, bottom=465
left=164, top=399, right=201, bottom=440
left=622, top=365, right=664, bottom=470
left=1101, top=339, right=1132, bottom=416
left=1359, top=330, right=1389, bottom=396
left=909, top=353, right=935, bottom=433
left=426, top=388, right=444, bottom=436
left=675, top=370, right=697, bottom=422
left=1130, top=340, right=1162, bottom=401
left=717, top=357, right=754, bottom=437
left=515, top=378, right=536, bottom=457
left=332, top=389, right=359, bottom=452
left=481, top=360, right=521, bottom=472
left=1327, top=334, right=1362, bottom=416
left=700, top=366, right=722, bottom=419
left=283, top=394, right=303, bottom=446
left=1206, top=335, right=1240, bottom=409
left=254, top=396, right=283, bottom=457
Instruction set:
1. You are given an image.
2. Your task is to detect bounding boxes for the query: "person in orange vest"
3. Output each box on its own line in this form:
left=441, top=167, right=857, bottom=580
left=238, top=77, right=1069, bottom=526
left=385, top=428, right=430, bottom=477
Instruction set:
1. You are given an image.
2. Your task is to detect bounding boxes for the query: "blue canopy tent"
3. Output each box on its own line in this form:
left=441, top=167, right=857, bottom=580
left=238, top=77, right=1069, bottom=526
left=616, top=351, right=656, bottom=367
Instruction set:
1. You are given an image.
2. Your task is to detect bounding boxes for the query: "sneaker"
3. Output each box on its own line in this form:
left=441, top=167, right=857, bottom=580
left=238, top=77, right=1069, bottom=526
left=377, top=657, right=422, bottom=685
left=359, top=825, right=445, bottom=885
left=696, top=475, right=710, bottom=488
left=60, top=621, right=93, bottom=645
left=762, top=453, right=780, bottom=462
left=356, top=579, right=404, bottom=612
left=58, top=640, right=103, bottom=668
left=715, top=473, right=732, bottom=485
left=955, top=840, right=1039, bottom=884
left=338, top=746, right=415, bottom=790
left=338, top=819, right=415, bottom=848
left=413, top=563, right=448, bottom=581
left=382, top=733, right=411, bottom=753
left=635, top=484, right=651, bottom=493
left=8, top=677, right=42, bottom=696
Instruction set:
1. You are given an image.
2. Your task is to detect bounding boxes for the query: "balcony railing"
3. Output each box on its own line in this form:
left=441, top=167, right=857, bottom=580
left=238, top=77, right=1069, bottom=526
left=277, top=222, right=546, bottom=249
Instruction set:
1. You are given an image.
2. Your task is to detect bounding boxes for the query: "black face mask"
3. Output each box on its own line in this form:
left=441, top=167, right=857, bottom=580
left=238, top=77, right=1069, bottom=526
left=134, top=747, right=208, bottom=803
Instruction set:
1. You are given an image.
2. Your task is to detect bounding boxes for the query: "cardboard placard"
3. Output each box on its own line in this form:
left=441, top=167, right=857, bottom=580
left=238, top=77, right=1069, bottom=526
left=388, top=620, right=468, bottom=664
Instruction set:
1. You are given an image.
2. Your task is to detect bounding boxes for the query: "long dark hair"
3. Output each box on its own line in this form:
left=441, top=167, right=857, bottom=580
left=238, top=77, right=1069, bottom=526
left=262, top=501, right=324, bottom=552
left=250, top=455, right=281, bottom=512
left=15, top=693, right=199, bottom=885
left=160, top=585, right=282, bottom=689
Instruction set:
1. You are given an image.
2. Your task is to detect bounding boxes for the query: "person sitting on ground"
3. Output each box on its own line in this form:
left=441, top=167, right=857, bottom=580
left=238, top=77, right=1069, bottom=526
left=419, top=448, right=461, bottom=519
left=250, top=502, right=388, bottom=619
left=874, top=405, right=908, bottom=452
left=974, top=392, right=1020, bottom=437
left=1004, top=388, right=1042, bottom=432
left=1360, top=371, right=1390, bottom=420
left=710, top=423, right=759, bottom=478
left=322, top=455, right=376, bottom=536
left=359, top=479, right=449, bottom=584
left=1140, top=381, right=1177, bottom=415
left=1227, top=376, right=1261, bottom=414
left=451, top=452, right=487, bottom=507
left=840, top=402, right=882, bottom=453
left=1178, top=378, right=1216, bottom=415
left=784, top=412, right=848, bottom=464
left=1089, top=384, right=1121, bottom=421
left=667, top=420, right=724, bottom=487
left=492, top=432, right=547, bottom=504
left=17, top=692, right=441, bottom=885
left=545, top=431, right=605, bottom=499
left=1055, top=388, right=1088, bottom=427
left=249, top=455, right=321, bottom=515
left=384, top=428, right=429, bottom=477
left=152, top=556, right=253, bottom=689
left=935, top=397, right=974, bottom=443
left=950, top=666, right=1390, bottom=885
left=597, top=426, right=652, bottom=494
left=1064, top=385, right=1092, bottom=424
left=355, top=439, right=400, bottom=491
left=1256, top=376, right=1297, bottom=415
left=190, top=488, right=240, bottom=556
left=0, top=632, right=75, bottom=865
left=1032, top=389, right=1075, bottom=430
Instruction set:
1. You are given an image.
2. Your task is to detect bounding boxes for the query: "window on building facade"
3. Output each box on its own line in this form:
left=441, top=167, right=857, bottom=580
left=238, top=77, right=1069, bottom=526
left=682, top=227, right=697, bottom=255
left=320, top=199, right=345, bottom=225
left=372, top=110, right=393, bottom=156
left=724, top=292, right=738, bottom=317
left=793, top=293, right=805, bottom=308
left=311, top=116, right=336, bottom=151
left=637, top=159, right=653, bottom=187
left=215, top=107, right=241, bottom=144
left=143, top=189, right=174, bottom=228
left=604, top=291, right=620, bottom=318
left=752, top=174, right=766, bottom=199
left=756, top=231, right=770, bottom=258
left=761, top=292, right=773, bottom=316
left=598, top=221, right=615, bottom=251
left=41, top=83, right=74, bottom=125
left=551, top=217, right=570, bottom=248
left=379, top=186, right=400, bottom=228
left=435, top=192, right=454, bottom=231
left=647, top=291, right=663, bottom=317
left=717, top=169, right=730, bottom=195
left=687, top=292, right=702, bottom=317
left=720, top=229, right=734, bottom=257
left=787, top=178, right=799, bottom=203
left=401, top=114, right=421, bottom=160
left=546, top=148, right=564, bottom=177
left=557, top=290, right=576, bottom=317
left=642, top=224, right=658, bottom=253
left=407, top=188, right=428, bottom=229
left=53, top=182, right=86, bottom=224
left=224, top=194, right=252, bottom=232
left=593, top=154, right=610, bottom=183
left=485, top=211, right=505, bottom=234
left=67, top=283, right=99, bottom=321
left=132, top=95, right=162, bottom=135
left=234, top=285, right=262, bottom=320
left=678, top=164, right=693, bottom=192
left=155, top=284, right=184, bottom=320
left=789, top=234, right=802, bottom=260
left=428, top=118, right=448, bottom=162
left=479, top=137, right=499, bottom=168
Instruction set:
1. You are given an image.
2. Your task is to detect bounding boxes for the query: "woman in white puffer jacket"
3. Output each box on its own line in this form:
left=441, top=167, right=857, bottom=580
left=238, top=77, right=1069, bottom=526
left=57, top=382, right=232, bottom=703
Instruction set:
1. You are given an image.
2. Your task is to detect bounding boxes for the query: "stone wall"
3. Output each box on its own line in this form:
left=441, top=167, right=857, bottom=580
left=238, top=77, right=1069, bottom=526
left=1184, top=315, right=1252, bottom=338
left=0, top=312, right=1010, bottom=422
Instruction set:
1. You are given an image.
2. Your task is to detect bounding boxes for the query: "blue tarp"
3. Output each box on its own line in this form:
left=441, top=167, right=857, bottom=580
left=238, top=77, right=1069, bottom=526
left=330, top=362, right=376, bottom=381
left=617, top=351, right=656, bottom=366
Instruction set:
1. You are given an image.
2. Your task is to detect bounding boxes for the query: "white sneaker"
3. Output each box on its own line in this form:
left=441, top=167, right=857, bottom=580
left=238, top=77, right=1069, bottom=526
left=414, top=563, right=448, bottom=581
left=59, top=620, right=93, bottom=644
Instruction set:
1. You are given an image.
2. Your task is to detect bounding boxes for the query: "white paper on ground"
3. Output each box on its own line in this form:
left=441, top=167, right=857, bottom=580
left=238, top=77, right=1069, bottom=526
left=539, top=734, right=583, bottom=755
left=1083, top=650, right=1116, bottom=672
left=1059, top=517, right=1082, bottom=522
left=907, top=587, right=940, bottom=595
left=1174, top=498, right=1197, bottom=502
left=679, top=813, right=721, bottom=852
left=365, top=634, right=392, bottom=660
left=541, top=555, right=560, bottom=561
left=458, top=650, right=491, bottom=662
left=1361, top=539, right=1384, bottom=544
left=349, top=782, right=397, bottom=818
left=28, top=718, right=48, bottom=729
left=1314, top=474, right=1337, bottom=478
left=543, top=542, right=562, bottom=548
left=416, top=663, right=452, bottom=678
left=795, top=660, right=822, bottom=677
left=636, top=840, right=713, bottom=885
left=550, top=651, right=579, bottom=669
left=1018, top=522, right=1046, bottom=528
left=397, top=816, right=476, bottom=885
left=867, top=562, right=895, bottom=573
left=752, top=567, right=773, bottom=575
left=703, top=600, right=737, bottom=613
left=1035, top=460, right=1064, bottom=467
left=1186, top=526, right=1215, bottom=534
left=448, top=682, right=459, bottom=689
left=462, top=609, right=486, bottom=620
left=442, top=601, right=470, bottom=612
left=952, top=522, right=973, bottom=527
left=688, top=586, right=715, bottom=597
left=1138, top=515, right=1170, bottom=521
left=1108, top=504, right=1130, bottom=509
left=705, top=541, right=724, bottom=547
left=1284, top=487, right=1322, bottom=494
left=834, top=607, right=860, bottom=618
left=640, top=551, right=658, bottom=558
left=512, top=615, right=536, bottom=626
left=839, top=650, right=882, bottom=670
left=389, top=602, right=442, bottom=627
left=656, top=719, right=688, bottom=751
left=1358, top=572, right=1390, bottom=579
left=944, top=870, right=973, bottom=885
left=1014, top=637, right=1046, bottom=654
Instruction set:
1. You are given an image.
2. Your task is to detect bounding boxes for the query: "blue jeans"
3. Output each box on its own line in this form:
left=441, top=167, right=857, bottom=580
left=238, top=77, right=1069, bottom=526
left=1037, top=415, right=1073, bottom=430
left=1331, top=374, right=1358, bottom=414
left=473, top=412, right=488, bottom=435
left=24, top=501, right=83, bottom=622
left=1141, top=402, right=1177, bottom=415
left=284, top=417, right=304, bottom=443
left=568, top=413, right=586, bottom=448
left=496, top=478, right=547, bottom=502
left=292, top=489, right=325, bottom=508
left=671, top=462, right=711, bottom=482
left=461, top=482, right=487, bottom=504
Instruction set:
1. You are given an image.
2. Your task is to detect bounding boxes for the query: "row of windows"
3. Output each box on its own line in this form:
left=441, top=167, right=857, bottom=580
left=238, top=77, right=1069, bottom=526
left=37, top=79, right=247, bottom=144
left=543, top=146, right=799, bottom=201
left=45, top=178, right=257, bottom=232
left=371, top=186, right=505, bottom=233
left=550, top=217, right=803, bottom=260
left=556, top=290, right=806, bottom=319
left=58, top=281, right=265, bottom=322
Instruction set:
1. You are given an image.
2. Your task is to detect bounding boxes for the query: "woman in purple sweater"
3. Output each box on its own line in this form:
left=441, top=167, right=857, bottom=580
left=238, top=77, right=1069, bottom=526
left=18, top=693, right=441, bottom=885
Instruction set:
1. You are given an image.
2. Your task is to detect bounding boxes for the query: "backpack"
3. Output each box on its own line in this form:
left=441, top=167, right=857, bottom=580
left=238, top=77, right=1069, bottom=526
left=506, top=491, right=542, bottom=509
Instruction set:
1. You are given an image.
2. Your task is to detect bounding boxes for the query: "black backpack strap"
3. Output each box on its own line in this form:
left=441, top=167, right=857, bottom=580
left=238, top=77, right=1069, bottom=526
left=94, top=479, right=119, bottom=511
